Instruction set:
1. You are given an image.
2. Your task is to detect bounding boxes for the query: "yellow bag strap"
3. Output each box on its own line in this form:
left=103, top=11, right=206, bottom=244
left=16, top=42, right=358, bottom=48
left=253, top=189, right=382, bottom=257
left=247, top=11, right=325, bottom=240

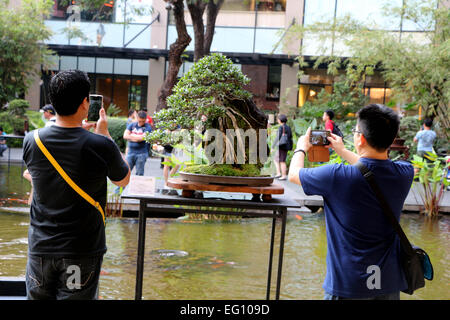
left=33, top=130, right=105, bottom=226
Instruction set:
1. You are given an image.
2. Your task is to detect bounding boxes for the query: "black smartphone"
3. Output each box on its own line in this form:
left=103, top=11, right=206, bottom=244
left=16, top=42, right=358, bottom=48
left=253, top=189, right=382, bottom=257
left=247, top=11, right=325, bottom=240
left=310, top=130, right=331, bottom=146
left=88, top=94, right=103, bottom=122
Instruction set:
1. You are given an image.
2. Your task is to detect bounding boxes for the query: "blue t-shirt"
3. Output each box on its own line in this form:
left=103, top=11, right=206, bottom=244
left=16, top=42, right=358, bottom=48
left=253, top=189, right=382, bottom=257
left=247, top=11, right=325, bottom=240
left=415, top=130, right=436, bottom=152
left=126, top=122, right=152, bottom=153
left=299, top=158, right=414, bottom=298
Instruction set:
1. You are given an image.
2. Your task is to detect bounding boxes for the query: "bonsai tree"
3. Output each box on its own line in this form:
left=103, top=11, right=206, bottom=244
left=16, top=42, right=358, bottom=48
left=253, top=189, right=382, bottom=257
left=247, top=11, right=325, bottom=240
left=146, top=53, right=268, bottom=177
left=1, top=99, right=30, bottom=135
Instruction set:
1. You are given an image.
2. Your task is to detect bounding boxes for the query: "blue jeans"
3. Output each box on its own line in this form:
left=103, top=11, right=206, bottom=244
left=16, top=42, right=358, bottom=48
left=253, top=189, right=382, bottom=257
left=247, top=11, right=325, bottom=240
left=126, top=152, right=148, bottom=176
left=324, top=291, right=400, bottom=300
left=26, top=254, right=103, bottom=300
left=0, top=144, right=7, bottom=156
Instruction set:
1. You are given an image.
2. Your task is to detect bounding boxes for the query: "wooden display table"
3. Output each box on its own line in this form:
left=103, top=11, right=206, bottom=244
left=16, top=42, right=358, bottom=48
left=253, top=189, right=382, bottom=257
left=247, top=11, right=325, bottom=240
left=167, top=178, right=284, bottom=201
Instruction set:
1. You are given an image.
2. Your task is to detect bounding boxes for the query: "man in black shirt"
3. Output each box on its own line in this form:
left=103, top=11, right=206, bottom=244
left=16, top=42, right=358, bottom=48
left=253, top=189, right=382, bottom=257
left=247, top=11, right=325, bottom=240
left=22, top=70, right=130, bottom=300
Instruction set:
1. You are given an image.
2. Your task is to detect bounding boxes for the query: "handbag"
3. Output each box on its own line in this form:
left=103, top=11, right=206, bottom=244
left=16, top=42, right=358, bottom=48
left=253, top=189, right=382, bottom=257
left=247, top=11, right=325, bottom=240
left=355, top=161, right=433, bottom=295
left=33, top=130, right=106, bottom=226
left=278, top=125, right=289, bottom=149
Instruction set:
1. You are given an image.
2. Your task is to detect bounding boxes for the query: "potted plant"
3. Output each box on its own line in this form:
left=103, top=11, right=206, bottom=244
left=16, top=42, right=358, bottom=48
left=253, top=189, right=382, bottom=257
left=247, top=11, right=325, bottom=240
left=146, top=53, right=270, bottom=185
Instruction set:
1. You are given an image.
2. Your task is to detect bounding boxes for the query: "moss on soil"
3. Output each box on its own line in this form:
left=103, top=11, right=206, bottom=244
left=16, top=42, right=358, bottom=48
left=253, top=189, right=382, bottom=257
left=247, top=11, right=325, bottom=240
left=183, top=164, right=266, bottom=177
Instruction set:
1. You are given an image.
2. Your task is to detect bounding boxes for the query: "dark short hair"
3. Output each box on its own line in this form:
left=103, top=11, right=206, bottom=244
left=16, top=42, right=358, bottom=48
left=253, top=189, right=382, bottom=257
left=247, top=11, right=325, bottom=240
left=325, top=109, right=335, bottom=120
left=128, top=109, right=136, bottom=117
left=423, top=118, right=433, bottom=128
left=137, top=111, right=147, bottom=119
left=356, top=104, right=400, bottom=151
left=41, top=104, right=56, bottom=115
left=278, top=114, right=287, bottom=123
left=48, top=70, right=90, bottom=116
left=0, top=126, right=3, bottom=132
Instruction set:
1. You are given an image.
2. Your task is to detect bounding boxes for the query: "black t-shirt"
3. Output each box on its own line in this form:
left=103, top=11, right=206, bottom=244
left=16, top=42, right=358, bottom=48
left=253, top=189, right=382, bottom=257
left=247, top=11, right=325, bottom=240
left=22, top=126, right=129, bottom=257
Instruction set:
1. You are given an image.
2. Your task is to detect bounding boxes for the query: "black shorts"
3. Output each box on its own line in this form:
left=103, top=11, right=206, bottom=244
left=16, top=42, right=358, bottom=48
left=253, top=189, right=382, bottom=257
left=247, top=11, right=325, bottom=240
left=277, top=149, right=288, bottom=162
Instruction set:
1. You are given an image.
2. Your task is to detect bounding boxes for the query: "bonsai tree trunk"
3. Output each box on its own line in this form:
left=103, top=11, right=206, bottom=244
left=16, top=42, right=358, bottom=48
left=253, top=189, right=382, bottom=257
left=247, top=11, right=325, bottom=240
left=211, top=98, right=268, bottom=167
left=156, top=0, right=191, bottom=112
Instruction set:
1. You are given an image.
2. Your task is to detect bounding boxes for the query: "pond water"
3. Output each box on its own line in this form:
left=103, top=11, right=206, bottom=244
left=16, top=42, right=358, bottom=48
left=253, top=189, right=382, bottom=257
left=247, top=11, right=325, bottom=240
left=1, top=164, right=449, bottom=300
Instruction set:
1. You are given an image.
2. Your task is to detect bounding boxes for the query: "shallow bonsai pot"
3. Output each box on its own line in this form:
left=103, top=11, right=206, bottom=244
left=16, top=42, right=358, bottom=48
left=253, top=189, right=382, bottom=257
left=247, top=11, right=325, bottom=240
left=178, top=172, right=274, bottom=187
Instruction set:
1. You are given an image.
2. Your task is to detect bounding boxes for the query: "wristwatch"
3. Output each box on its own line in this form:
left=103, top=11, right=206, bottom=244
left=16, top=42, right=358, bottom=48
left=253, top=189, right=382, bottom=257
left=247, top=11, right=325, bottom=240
left=293, top=149, right=306, bottom=156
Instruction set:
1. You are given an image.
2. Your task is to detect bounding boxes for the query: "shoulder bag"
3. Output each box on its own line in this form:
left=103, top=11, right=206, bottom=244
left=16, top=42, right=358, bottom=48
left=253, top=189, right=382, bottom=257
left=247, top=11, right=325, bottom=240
left=355, top=161, right=433, bottom=295
left=33, top=130, right=106, bottom=226
left=279, top=125, right=289, bottom=149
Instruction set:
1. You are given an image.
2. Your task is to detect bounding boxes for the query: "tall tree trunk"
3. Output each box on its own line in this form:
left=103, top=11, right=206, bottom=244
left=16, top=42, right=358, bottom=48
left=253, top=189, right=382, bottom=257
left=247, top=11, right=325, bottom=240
left=204, top=0, right=224, bottom=56
left=187, top=1, right=207, bottom=62
left=156, top=0, right=191, bottom=112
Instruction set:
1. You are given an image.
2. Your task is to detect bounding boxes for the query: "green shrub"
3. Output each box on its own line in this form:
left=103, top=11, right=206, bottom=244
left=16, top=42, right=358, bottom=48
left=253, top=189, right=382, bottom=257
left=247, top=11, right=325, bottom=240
left=26, top=110, right=45, bottom=130
left=8, top=99, right=29, bottom=116
left=108, top=117, right=127, bottom=153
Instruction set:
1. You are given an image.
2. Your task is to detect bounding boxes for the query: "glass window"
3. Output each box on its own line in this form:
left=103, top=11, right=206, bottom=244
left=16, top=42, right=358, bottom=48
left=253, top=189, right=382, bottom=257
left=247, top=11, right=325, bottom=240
left=60, top=56, right=77, bottom=70
left=47, top=55, right=60, bottom=71
left=112, top=75, right=131, bottom=114
left=96, top=58, right=114, bottom=74
left=298, top=83, right=331, bottom=107
left=114, top=59, right=132, bottom=75
left=336, top=0, right=402, bottom=31
left=222, top=0, right=255, bottom=11
left=266, top=65, right=281, bottom=101
left=78, top=57, right=96, bottom=73
left=220, top=0, right=286, bottom=12
left=96, top=76, right=113, bottom=108
left=124, top=23, right=151, bottom=49
left=132, top=60, right=149, bottom=76
left=129, top=77, right=148, bottom=111
left=303, top=0, right=336, bottom=26
left=364, top=87, right=387, bottom=104
left=254, top=28, right=284, bottom=54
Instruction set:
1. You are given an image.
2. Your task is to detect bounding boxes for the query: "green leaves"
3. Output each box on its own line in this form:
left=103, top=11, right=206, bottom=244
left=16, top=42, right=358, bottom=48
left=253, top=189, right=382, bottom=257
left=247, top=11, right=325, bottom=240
left=0, top=0, right=53, bottom=106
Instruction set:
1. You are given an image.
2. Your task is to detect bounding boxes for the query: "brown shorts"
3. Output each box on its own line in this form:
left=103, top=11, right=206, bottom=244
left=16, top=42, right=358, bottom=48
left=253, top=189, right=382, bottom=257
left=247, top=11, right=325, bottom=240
left=276, top=149, right=288, bottom=162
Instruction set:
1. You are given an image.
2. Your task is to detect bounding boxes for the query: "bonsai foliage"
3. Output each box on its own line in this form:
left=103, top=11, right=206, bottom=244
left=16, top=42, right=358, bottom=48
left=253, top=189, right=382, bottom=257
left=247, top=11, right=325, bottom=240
left=147, top=53, right=268, bottom=176
left=0, top=0, right=54, bottom=106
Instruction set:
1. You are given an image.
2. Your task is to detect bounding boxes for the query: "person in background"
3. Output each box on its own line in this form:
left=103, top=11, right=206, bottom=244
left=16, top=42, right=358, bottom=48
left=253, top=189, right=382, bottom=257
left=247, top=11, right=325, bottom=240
left=0, top=126, right=7, bottom=157
left=126, top=109, right=137, bottom=126
left=413, top=118, right=436, bottom=161
left=323, top=109, right=335, bottom=133
left=123, top=110, right=152, bottom=176
left=40, top=104, right=57, bottom=127
left=274, top=114, right=293, bottom=180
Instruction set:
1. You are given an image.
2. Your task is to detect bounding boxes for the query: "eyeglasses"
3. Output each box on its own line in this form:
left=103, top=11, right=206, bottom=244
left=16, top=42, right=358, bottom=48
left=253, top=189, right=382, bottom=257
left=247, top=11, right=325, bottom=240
left=352, top=128, right=363, bottom=135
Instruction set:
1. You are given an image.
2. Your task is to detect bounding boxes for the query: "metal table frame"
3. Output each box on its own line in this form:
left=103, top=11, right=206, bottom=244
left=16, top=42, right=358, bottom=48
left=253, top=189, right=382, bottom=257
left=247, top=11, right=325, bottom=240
left=122, top=191, right=301, bottom=300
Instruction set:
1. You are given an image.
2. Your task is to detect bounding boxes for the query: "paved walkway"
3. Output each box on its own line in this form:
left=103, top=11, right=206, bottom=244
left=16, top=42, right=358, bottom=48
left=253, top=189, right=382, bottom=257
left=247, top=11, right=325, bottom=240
left=2, top=148, right=449, bottom=213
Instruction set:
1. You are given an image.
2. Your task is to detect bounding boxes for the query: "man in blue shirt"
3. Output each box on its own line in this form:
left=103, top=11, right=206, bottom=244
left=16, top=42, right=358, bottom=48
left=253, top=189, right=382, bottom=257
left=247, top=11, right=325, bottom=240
left=123, top=110, right=152, bottom=176
left=288, top=104, right=414, bottom=300
left=414, top=118, right=436, bottom=160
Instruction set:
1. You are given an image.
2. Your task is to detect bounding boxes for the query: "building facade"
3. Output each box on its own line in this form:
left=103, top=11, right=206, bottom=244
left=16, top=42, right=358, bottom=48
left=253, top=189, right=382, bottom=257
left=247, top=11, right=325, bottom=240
left=13, top=0, right=437, bottom=117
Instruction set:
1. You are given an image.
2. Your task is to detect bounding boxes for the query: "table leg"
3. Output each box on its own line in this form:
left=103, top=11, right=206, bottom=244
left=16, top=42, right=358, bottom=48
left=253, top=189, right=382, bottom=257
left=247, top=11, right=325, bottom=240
left=135, top=201, right=147, bottom=300
left=266, top=213, right=276, bottom=300
left=275, top=208, right=287, bottom=300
